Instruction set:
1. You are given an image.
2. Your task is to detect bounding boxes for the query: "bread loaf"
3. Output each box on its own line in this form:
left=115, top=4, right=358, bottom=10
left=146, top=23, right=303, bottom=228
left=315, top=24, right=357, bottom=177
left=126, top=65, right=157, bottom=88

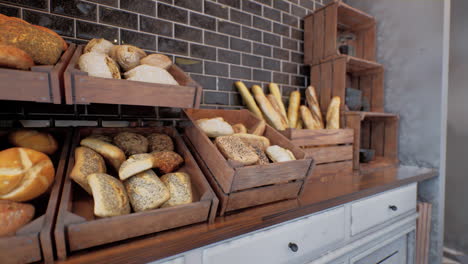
left=147, top=133, right=174, bottom=153
left=119, top=153, right=154, bottom=181
left=88, top=134, right=113, bottom=143
left=196, top=117, right=234, bottom=138
left=305, top=86, right=324, bottom=129
left=252, top=85, right=288, bottom=130
left=251, top=145, right=269, bottom=165
left=268, top=83, right=287, bottom=117
left=232, top=123, right=247, bottom=134
left=88, top=173, right=130, bottom=217
left=113, top=132, right=148, bottom=156
left=78, top=52, right=121, bottom=79
left=0, top=201, right=34, bottom=237
left=70, top=147, right=106, bottom=194
left=249, top=120, right=266, bottom=136
left=151, top=151, right=184, bottom=174
left=235, top=81, right=264, bottom=120
left=84, top=38, right=114, bottom=55
left=287, top=91, right=301, bottom=128
left=110, top=45, right=146, bottom=71
left=32, top=25, right=67, bottom=51
left=140, top=54, right=172, bottom=69
left=232, top=133, right=270, bottom=150
left=124, top=65, right=178, bottom=85
left=326, top=96, right=341, bottom=129
left=266, top=145, right=296, bottom=163
left=300, top=105, right=322, bottom=130
left=0, top=44, right=34, bottom=70
left=0, top=148, right=55, bottom=202
left=124, top=170, right=170, bottom=212
left=215, top=136, right=259, bottom=165
left=161, top=172, right=193, bottom=208
left=267, top=94, right=289, bottom=127
left=9, top=130, right=58, bottom=155
left=80, top=137, right=126, bottom=171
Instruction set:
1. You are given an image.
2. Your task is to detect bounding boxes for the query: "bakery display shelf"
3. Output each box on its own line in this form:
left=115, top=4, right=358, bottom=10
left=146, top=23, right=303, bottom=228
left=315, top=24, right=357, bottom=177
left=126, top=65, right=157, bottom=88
left=0, top=43, right=76, bottom=104
left=0, top=128, right=72, bottom=264
left=183, top=109, right=314, bottom=215
left=54, top=127, right=218, bottom=261
left=63, top=45, right=202, bottom=108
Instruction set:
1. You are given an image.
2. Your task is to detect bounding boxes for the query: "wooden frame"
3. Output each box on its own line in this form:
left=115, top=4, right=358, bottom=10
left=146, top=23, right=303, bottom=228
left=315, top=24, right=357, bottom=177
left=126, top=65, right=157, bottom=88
left=54, top=127, right=218, bottom=260
left=64, top=45, right=202, bottom=108
left=304, top=1, right=376, bottom=65
left=0, top=128, right=72, bottom=264
left=0, top=43, right=76, bottom=104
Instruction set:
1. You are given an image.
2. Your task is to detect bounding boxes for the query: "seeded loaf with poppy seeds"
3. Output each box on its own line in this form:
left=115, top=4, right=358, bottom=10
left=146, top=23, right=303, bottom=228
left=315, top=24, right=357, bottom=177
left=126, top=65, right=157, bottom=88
left=70, top=147, right=106, bottom=194
left=215, top=136, right=259, bottom=166
left=147, top=133, right=174, bottom=153
left=124, top=170, right=170, bottom=212
left=80, top=137, right=126, bottom=172
left=113, top=132, right=149, bottom=156
left=161, top=172, right=193, bottom=208
left=88, top=173, right=130, bottom=217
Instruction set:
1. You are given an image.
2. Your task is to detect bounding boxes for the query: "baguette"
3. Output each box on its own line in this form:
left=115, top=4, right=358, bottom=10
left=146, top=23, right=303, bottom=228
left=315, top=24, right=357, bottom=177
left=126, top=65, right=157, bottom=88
left=80, top=137, right=126, bottom=171
left=252, top=85, right=288, bottom=130
left=235, top=81, right=264, bottom=120
left=232, top=123, right=247, bottom=134
left=300, top=105, right=322, bottom=130
left=287, top=91, right=301, bottom=128
left=296, top=118, right=303, bottom=129
left=232, top=133, right=270, bottom=150
left=326, top=96, right=341, bottom=129
left=305, top=86, right=324, bottom=129
left=268, top=83, right=287, bottom=117
left=267, top=94, right=289, bottom=127
left=249, top=120, right=266, bottom=136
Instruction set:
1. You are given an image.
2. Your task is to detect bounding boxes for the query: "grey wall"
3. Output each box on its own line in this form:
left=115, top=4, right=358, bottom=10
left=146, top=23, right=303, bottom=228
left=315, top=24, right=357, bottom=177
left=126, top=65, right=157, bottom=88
left=445, top=0, right=468, bottom=254
left=345, top=0, right=447, bottom=263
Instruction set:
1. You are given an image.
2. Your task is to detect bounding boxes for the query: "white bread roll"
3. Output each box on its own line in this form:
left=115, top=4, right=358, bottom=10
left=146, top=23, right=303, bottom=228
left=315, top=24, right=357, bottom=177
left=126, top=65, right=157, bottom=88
left=124, top=65, right=178, bottom=85
left=78, top=52, right=121, bottom=79
left=88, top=173, right=130, bottom=217
left=9, top=130, right=58, bottom=155
left=124, top=170, right=170, bottom=212
left=70, top=147, right=106, bottom=194
left=266, top=145, right=296, bottom=163
left=109, top=45, right=147, bottom=71
left=140, top=54, right=172, bottom=69
left=196, top=117, right=234, bottom=138
left=80, top=137, right=126, bottom=172
left=161, top=172, right=193, bottom=208
left=84, top=38, right=114, bottom=55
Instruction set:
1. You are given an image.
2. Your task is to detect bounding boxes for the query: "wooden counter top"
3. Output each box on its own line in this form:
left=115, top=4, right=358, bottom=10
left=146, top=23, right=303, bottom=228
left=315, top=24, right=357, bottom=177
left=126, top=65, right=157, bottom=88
left=59, top=166, right=436, bottom=264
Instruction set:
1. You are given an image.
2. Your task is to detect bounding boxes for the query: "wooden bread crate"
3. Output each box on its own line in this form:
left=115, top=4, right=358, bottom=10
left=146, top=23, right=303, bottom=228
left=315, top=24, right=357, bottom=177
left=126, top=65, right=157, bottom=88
left=0, top=128, right=72, bottom=264
left=64, top=45, right=202, bottom=108
left=304, top=0, right=376, bottom=65
left=0, top=43, right=76, bottom=104
left=183, top=109, right=314, bottom=215
left=54, top=127, right=218, bottom=260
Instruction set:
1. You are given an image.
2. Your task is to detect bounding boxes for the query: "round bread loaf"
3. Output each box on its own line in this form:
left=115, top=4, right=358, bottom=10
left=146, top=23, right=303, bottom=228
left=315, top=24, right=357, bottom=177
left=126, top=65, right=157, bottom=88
left=0, top=148, right=55, bottom=202
left=0, top=200, right=35, bottom=237
left=70, top=147, right=106, bottom=194
left=87, top=134, right=113, bottom=144
left=161, top=172, right=193, bottom=208
left=113, top=132, right=148, bottom=156
left=147, top=133, right=174, bottom=153
left=9, top=130, right=58, bottom=155
left=109, top=45, right=146, bottom=71
left=151, top=151, right=184, bottom=174
left=78, top=52, right=121, bottom=79
left=124, top=170, right=170, bottom=212
left=84, top=38, right=114, bottom=55
left=88, top=173, right=130, bottom=217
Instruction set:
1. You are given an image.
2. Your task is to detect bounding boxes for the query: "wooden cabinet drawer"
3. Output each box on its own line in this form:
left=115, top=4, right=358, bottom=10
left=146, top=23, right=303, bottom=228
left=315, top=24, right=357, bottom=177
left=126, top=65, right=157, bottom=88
left=351, top=183, right=416, bottom=235
left=203, top=206, right=346, bottom=264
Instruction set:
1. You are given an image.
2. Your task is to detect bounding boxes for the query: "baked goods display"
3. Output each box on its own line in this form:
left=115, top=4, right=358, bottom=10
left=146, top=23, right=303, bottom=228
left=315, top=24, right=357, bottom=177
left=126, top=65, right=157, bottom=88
left=266, top=145, right=296, bottom=163
left=124, top=170, right=170, bottom=212
left=215, top=136, right=259, bottom=166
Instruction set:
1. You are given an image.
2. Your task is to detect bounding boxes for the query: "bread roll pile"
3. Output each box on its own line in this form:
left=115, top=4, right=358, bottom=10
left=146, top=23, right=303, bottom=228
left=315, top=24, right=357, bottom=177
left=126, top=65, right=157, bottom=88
left=78, top=38, right=179, bottom=85
left=70, top=131, right=193, bottom=217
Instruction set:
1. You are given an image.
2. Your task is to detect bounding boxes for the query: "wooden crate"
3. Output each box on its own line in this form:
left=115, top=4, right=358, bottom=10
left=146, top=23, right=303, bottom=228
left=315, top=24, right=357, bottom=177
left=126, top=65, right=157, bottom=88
left=304, top=0, right=376, bottom=65
left=184, top=109, right=314, bottom=215
left=64, top=45, right=202, bottom=108
left=310, top=55, right=384, bottom=113
left=0, top=43, right=76, bottom=104
left=416, top=202, right=432, bottom=264
left=343, top=112, right=399, bottom=172
left=54, top=127, right=218, bottom=260
left=0, top=128, right=72, bottom=264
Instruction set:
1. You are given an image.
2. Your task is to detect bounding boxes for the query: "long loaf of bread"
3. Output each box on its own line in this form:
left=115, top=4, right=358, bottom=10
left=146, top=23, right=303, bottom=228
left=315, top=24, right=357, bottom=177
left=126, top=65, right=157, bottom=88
left=267, top=94, right=289, bottom=127
left=305, top=86, right=324, bottom=129
left=326, top=96, right=341, bottom=129
left=287, top=91, right=300, bottom=128
left=300, top=105, right=322, bottom=129
left=252, top=85, right=288, bottom=130
left=268, top=83, right=287, bottom=117
left=235, top=81, right=264, bottom=120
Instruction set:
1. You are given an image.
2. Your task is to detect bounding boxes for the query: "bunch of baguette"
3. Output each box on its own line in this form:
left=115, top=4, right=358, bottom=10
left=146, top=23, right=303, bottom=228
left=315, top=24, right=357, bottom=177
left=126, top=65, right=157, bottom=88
left=236, top=81, right=341, bottom=130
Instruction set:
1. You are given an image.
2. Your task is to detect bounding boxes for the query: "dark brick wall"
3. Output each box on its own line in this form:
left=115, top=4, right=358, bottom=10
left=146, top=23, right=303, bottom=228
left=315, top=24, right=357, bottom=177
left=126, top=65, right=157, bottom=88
left=0, top=0, right=325, bottom=121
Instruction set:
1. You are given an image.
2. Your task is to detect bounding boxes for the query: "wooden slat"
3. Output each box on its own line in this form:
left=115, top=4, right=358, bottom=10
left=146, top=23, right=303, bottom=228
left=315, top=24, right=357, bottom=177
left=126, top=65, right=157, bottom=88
left=324, top=4, right=338, bottom=59
left=384, top=117, right=399, bottom=162
left=359, top=75, right=373, bottom=110
left=371, top=68, right=384, bottom=112
left=312, top=161, right=353, bottom=179
left=363, top=25, right=376, bottom=61
left=286, top=128, right=354, bottom=146
left=344, top=114, right=361, bottom=170
left=304, top=15, right=314, bottom=64
left=337, top=3, right=375, bottom=29
left=310, top=65, right=321, bottom=98
left=371, top=120, right=385, bottom=156
left=320, top=61, right=333, bottom=113
left=303, top=145, right=353, bottom=164
left=361, top=120, right=371, bottom=149
left=332, top=57, right=347, bottom=111
left=416, top=202, right=432, bottom=264
left=312, top=9, right=325, bottom=65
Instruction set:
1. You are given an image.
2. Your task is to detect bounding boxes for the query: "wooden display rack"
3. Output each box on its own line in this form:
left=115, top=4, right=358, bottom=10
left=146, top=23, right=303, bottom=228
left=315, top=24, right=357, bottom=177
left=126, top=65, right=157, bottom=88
left=304, top=0, right=376, bottom=65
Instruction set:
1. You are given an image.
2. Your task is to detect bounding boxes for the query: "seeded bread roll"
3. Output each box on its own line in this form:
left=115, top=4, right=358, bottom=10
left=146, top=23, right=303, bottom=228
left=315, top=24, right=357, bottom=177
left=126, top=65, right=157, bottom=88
left=196, top=117, right=234, bottom=138
left=84, top=38, right=114, bottom=55
left=113, top=132, right=148, bottom=156
left=252, top=145, right=270, bottom=165
left=80, top=137, right=126, bottom=172
left=119, top=153, right=154, bottom=181
left=124, top=170, right=170, bottom=212
left=215, top=136, right=259, bottom=166
left=266, top=145, right=296, bottom=163
left=147, top=133, right=174, bottom=153
left=232, top=133, right=270, bottom=151
left=70, top=147, right=106, bottom=194
left=151, top=151, right=184, bottom=174
left=9, top=129, right=58, bottom=155
left=161, top=172, right=193, bottom=208
left=88, top=173, right=130, bottom=217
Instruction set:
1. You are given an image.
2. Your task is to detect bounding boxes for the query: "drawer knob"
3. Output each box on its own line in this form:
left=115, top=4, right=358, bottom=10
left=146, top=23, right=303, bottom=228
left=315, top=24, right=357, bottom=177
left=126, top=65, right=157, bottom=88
left=389, top=205, right=398, bottom=211
left=288, top=242, right=299, bottom=252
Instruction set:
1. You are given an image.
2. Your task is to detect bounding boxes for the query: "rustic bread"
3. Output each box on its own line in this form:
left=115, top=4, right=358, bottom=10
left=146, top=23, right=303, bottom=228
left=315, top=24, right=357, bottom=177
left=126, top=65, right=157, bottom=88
left=249, top=120, right=266, bottom=136
left=78, top=52, right=121, bottom=79
left=235, top=81, right=264, bottom=120
left=215, top=136, right=259, bottom=166
left=0, top=200, right=34, bottom=237
left=269, top=83, right=287, bottom=117
left=232, top=133, right=270, bottom=150
left=252, top=85, right=288, bottom=130
left=113, top=132, right=148, bottom=156
left=88, top=173, right=130, bottom=217
left=196, top=117, right=234, bottom=138
left=140, top=54, right=172, bottom=69
left=0, top=148, right=55, bottom=202
left=161, top=172, right=193, bottom=208
left=300, top=105, right=322, bottom=130
left=151, top=151, right=184, bottom=174
left=84, top=38, right=114, bottom=55
left=0, top=44, right=34, bottom=70
left=305, top=86, right=324, bottom=129
left=118, top=153, right=154, bottom=181
left=232, top=123, right=247, bottom=134
left=326, top=96, right=341, bottom=129
left=147, top=133, right=174, bottom=153
left=70, top=147, right=106, bottom=194
left=124, top=65, right=178, bottom=85
left=80, top=137, right=126, bottom=172
left=287, top=91, right=301, bottom=128
left=267, top=94, right=289, bottom=127
left=32, top=25, right=67, bottom=51
left=124, top=170, right=170, bottom=212
left=252, top=145, right=270, bottom=165
left=110, top=45, right=146, bottom=71
left=9, top=130, right=58, bottom=155
left=266, top=145, right=296, bottom=163
left=88, top=134, right=113, bottom=143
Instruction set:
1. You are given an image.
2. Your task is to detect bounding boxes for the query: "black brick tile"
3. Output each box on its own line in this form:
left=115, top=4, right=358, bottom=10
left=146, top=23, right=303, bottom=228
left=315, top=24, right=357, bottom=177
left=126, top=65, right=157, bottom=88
left=273, top=47, right=289, bottom=60
left=174, top=0, right=202, bottom=12
left=289, top=0, right=299, bottom=4
left=282, top=13, right=298, bottom=27
left=263, top=58, right=281, bottom=71
left=22, top=10, right=74, bottom=37
left=87, top=0, right=117, bottom=7
left=190, top=74, right=217, bottom=90
left=230, top=66, right=251, bottom=80
left=218, top=78, right=236, bottom=91
left=242, top=26, right=262, bottom=42
left=253, top=43, right=271, bottom=57
left=291, top=52, right=303, bottom=63
left=205, top=61, right=229, bottom=77
left=299, top=41, right=304, bottom=52
left=282, top=61, right=297, bottom=74
left=255, top=0, right=272, bottom=5
left=159, top=0, right=173, bottom=4
left=218, top=0, right=240, bottom=8
left=282, top=38, right=298, bottom=50
left=273, top=72, right=289, bottom=84
left=253, top=16, right=271, bottom=31
left=100, top=7, right=137, bottom=29
left=4, top=0, right=46, bottom=10
left=175, top=57, right=203, bottom=73
left=242, top=0, right=262, bottom=15
left=204, top=91, right=229, bottom=105
left=158, top=3, right=187, bottom=23
left=273, top=0, right=290, bottom=12
left=158, top=37, right=188, bottom=55
left=140, top=16, right=173, bottom=37
left=86, top=103, right=118, bottom=115
left=175, top=24, right=203, bottom=43
left=159, top=107, right=182, bottom=118
left=218, top=21, right=240, bottom=36
left=299, top=0, right=314, bottom=9
left=299, top=65, right=309, bottom=75
left=120, top=0, right=155, bottom=16
left=76, top=20, right=118, bottom=42
left=230, top=92, right=242, bottom=106
left=263, top=6, right=280, bottom=20
left=51, top=0, right=96, bottom=20
left=218, top=49, right=241, bottom=64
left=291, top=75, right=305, bottom=87
left=230, top=37, right=251, bottom=52
left=291, top=4, right=307, bottom=17
left=231, top=9, right=251, bottom=26
left=242, top=54, right=261, bottom=68
left=282, top=85, right=298, bottom=96
left=0, top=4, right=19, bottom=16
left=121, top=105, right=156, bottom=117
left=121, top=30, right=156, bottom=50
left=190, top=12, right=216, bottom=31
left=205, top=31, right=229, bottom=48
left=253, top=69, right=271, bottom=82
left=274, top=23, right=290, bottom=37
left=291, top=28, right=303, bottom=40
left=190, top=44, right=216, bottom=60
left=263, top=32, right=281, bottom=47
left=204, top=1, right=228, bottom=19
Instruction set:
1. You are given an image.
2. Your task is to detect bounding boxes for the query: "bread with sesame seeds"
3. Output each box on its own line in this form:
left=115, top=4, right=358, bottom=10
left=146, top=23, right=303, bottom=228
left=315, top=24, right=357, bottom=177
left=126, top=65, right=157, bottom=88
left=161, top=172, right=192, bottom=208
left=70, top=147, right=106, bottom=194
left=124, top=170, right=170, bottom=212
left=215, top=136, right=259, bottom=166
left=88, top=173, right=130, bottom=217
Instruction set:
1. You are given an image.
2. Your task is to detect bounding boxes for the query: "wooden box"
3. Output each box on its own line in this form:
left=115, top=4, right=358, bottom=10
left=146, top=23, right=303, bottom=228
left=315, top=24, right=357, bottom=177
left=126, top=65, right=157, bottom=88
left=0, top=43, right=76, bottom=104
left=64, top=45, right=202, bottom=108
left=183, top=109, right=314, bottom=215
left=54, top=127, right=218, bottom=260
left=0, top=128, right=72, bottom=264
left=310, top=55, right=384, bottom=113
left=304, top=1, right=376, bottom=65
left=343, top=112, right=399, bottom=172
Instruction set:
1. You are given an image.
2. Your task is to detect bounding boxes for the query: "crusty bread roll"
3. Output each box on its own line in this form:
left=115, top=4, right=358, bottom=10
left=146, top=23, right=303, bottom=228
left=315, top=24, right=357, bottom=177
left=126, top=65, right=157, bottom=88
left=151, top=151, right=184, bottom=174
left=0, top=148, right=55, bottom=202
left=124, top=170, right=170, bottom=212
left=232, top=133, right=270, bottom=150
left=110, top=45, right=146, bottom=71
left=70, top=147, right=106, bottom=194
left=268, top=83, right=287, bottom=117
left=267, top=94, right=289, bottom=127
left=79, top=52, right=121, bottom=79
left=32, top=25, right=68, bottom=51
left=305, top=86, right=324, bottom=129
left=196, top=117, right=234, bottom=138
left=124, top=64, right=178, bottom=85
left=252, top=85, right=288, bottom=130
left=147, top=133, right=174, bottom=153
left=9, top=130, right=58, bottom=155
left=161, top=172, right=193, bottom=208
left=113, top=132, right=148, bottom=156
left=140, top=54, right=172, bottom=69
left=326, top=96, right=341, bottom=129
left=88, top=134, right=113, bottom=143
left=251, top=145, right=269, bottom=165
left=0, top=44, right=34, bottom=70
left=80, top=137, right=126, bottom=172
left=287, top=91, right=301, bottom=128
left=119, top=153, right=154, bottom=181
left=266, top=145, right=296, bottom=163
left=300, top=105, right=322, bottom=130
left=232, top=123, right=247, bottom=134
left=215, top=136, right=259, bottom=165
left=0, top=200, right=34, bottom=237
left=88, top=173, right=130, bottom=217
left=249, top=120, right=266, bottom=136
left=235, top=81, right=264, bottom=120
left=84, top=38, right=114, bottom=55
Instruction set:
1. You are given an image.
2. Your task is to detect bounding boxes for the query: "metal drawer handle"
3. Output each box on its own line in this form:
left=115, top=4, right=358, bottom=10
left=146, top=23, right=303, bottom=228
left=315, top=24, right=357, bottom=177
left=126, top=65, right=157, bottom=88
left=389, top=205, right=398, bottom=211
left=288, top=242, right=299, bottom=252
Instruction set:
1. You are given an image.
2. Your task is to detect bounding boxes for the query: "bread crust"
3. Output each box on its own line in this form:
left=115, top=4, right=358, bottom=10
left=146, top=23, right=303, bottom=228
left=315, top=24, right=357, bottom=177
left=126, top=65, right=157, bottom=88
left=215, top=136, right=259, bottom=165
left=161, top=172, right=193, bottom=208
left=9, top=130, right=58, bottom=155
left=151, top=151, right=184, bottom=174
left=140, top=54, right=172, bottom=69
left=0, top=44, right=34, bottom=70
left=147, top=133, right=174, bottom=153
left=113, top=132, right=149, bottom=156
left=88, top=173, right=130, bottom=217
left=70, top=147, right=106, bottom=194
left=80, top=137, right=126, bottom=172
left=0, top=200, right=35, bottom=237
left=124, top=170, right=170, bottom=212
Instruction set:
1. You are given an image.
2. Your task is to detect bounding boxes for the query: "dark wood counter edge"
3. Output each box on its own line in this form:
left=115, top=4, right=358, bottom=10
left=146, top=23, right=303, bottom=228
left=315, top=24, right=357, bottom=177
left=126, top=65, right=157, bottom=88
left=57, top=168, right=437, bottom=264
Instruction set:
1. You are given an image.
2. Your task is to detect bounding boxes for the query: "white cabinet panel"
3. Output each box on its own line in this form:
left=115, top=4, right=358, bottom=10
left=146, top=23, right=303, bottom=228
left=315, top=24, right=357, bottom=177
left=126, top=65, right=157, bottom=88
left=151, top=256, right=184, bottom=264
left=351, top=235, right=407, bottom=264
